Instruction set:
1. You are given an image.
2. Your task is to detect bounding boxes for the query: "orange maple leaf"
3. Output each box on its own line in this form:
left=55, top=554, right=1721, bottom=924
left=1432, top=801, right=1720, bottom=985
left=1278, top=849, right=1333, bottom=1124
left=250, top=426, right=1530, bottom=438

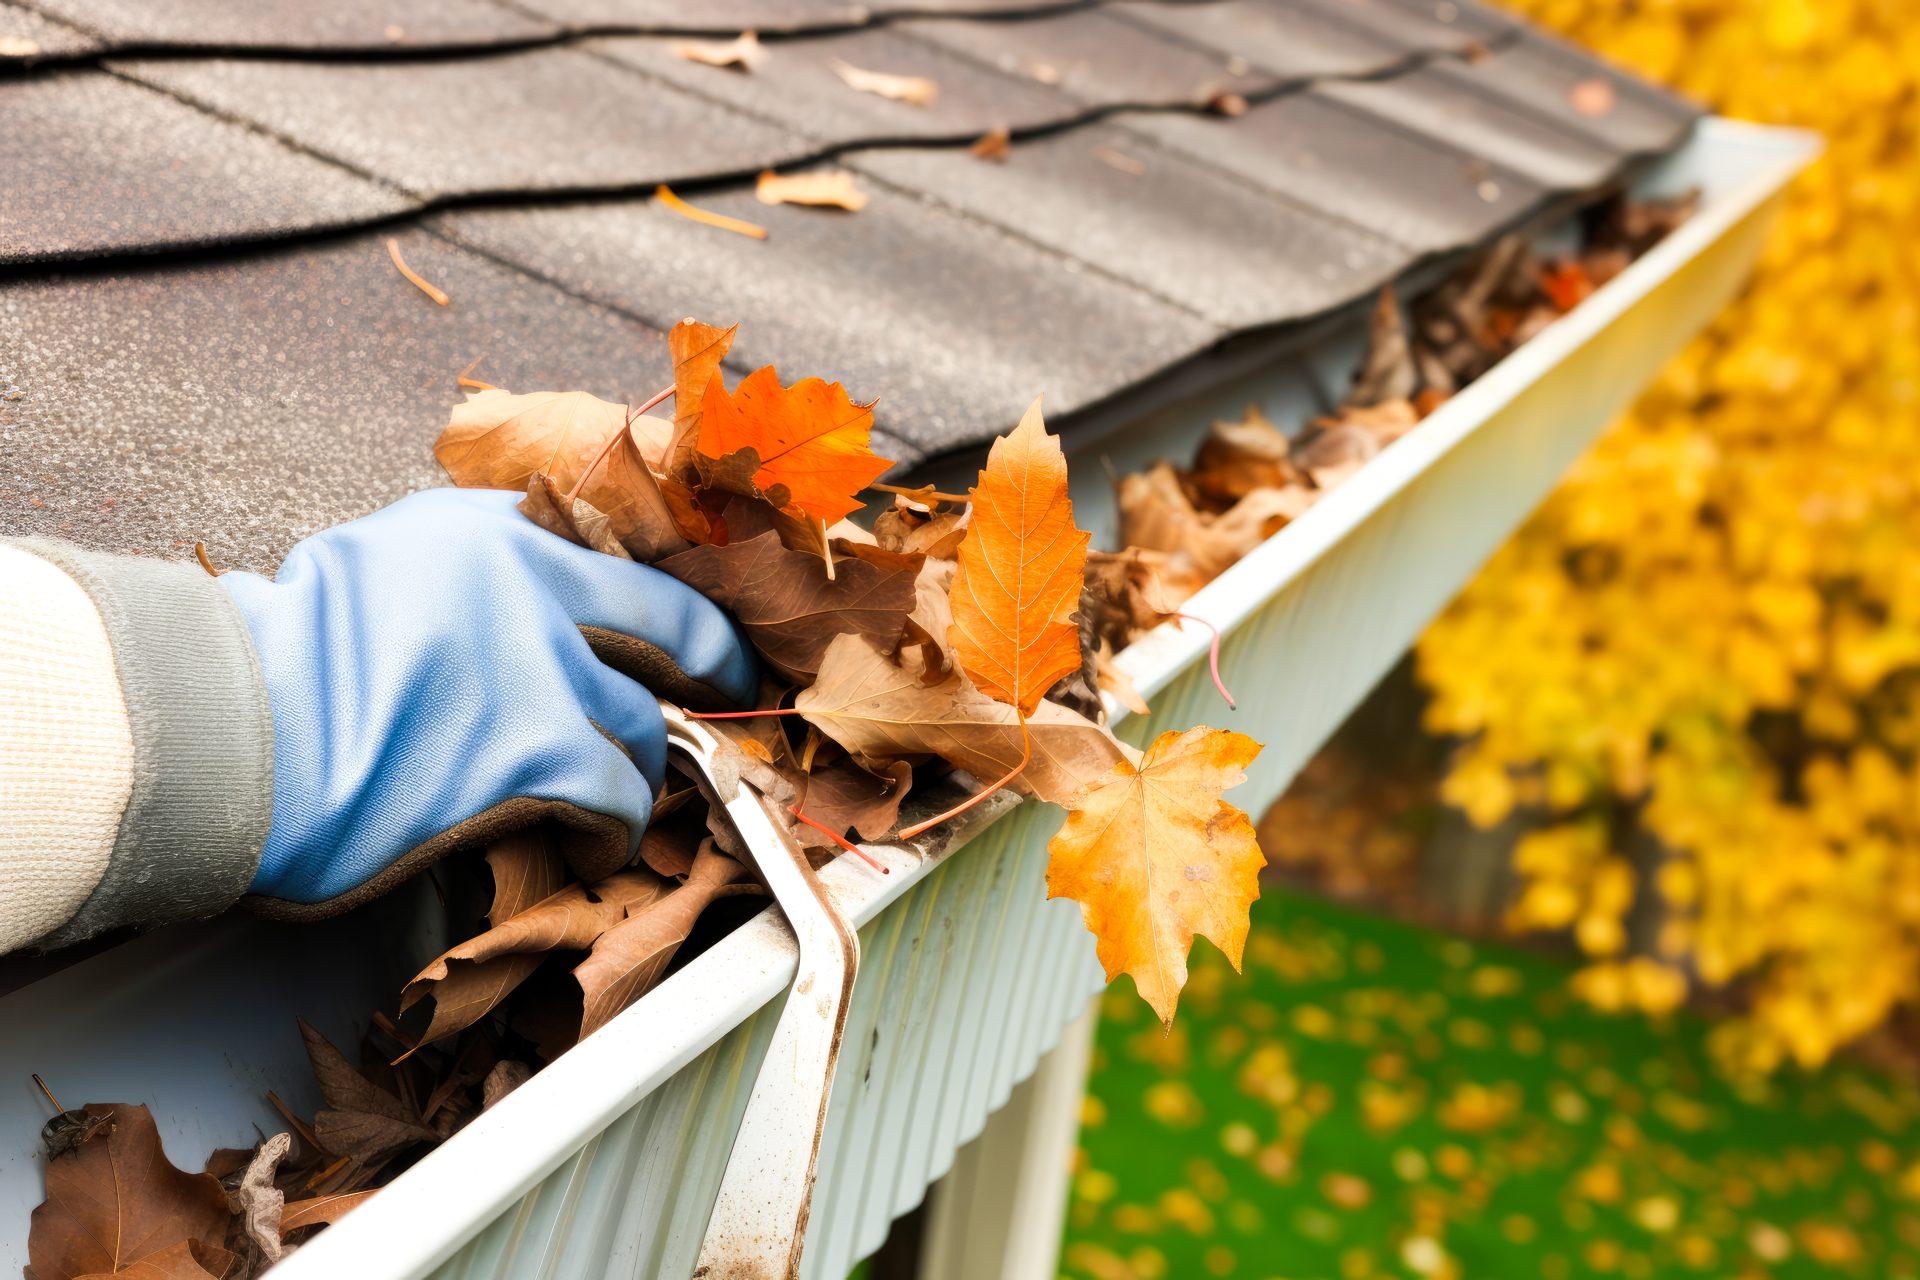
left=667, top=318, right=735, bottom=476
left=947, top=397, right=1089, bottom=716
left=695, top=365, right=892, bottom=525
left=1047, top=726, right=1265, bottom=1024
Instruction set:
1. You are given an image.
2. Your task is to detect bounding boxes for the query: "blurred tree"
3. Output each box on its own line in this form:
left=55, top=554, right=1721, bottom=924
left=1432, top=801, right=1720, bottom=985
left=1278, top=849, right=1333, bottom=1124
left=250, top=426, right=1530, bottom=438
left=1421, top=0, right=1920, bottom=1073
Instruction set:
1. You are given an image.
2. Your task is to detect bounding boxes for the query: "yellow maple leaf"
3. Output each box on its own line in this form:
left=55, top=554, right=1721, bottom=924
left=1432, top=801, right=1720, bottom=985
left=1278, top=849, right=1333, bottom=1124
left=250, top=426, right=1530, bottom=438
left=1048, top=726, right=1265, bottom=1023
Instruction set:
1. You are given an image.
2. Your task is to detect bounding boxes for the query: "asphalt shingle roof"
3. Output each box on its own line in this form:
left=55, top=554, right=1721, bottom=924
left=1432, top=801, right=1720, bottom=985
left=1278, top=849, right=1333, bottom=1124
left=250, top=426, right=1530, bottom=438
left=0, top=0, right=1701, bottom=571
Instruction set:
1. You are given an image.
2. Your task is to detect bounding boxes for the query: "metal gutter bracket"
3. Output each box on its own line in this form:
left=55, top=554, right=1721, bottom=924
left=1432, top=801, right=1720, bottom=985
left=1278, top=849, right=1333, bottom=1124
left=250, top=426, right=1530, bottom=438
left=663, top=706, right=862, bottom=1280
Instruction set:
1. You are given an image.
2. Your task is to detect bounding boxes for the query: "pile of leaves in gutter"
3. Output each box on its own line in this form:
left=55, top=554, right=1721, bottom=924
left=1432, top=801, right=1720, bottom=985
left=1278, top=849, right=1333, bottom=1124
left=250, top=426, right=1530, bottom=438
left=21, top=190, right=1691, bottom=1279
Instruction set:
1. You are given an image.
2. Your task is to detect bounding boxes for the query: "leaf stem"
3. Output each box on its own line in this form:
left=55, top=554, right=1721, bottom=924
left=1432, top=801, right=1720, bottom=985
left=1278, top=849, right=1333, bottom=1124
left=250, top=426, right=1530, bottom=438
left=789, top=805, right=888, bottom=874
left=897, top=712, right=1029, bottom=839
left=869, top=481, right=972, bottom=506
left=1169, top=612, right=1236, bottom=711
left=683, top=706, right=807, bottom=720
left=564, top=382, right=674, bottom=504
left=386, top=237, right=451, bottom=306
left=31, top=1073, right=60, bottom=1112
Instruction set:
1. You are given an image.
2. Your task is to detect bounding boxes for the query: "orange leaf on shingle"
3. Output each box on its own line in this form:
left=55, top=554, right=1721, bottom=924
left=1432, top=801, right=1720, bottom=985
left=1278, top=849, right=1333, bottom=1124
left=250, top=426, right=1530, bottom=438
left=695, top=365, right=892, bottom=525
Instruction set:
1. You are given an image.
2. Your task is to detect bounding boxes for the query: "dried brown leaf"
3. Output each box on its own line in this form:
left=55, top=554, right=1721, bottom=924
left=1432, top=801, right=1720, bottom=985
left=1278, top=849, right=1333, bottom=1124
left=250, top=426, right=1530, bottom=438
left=575, top=843, right=754, bottom=1038
left=796, top=635, right=1134, bottom=805
left=671, top=31, right=767, bottom=71
left=755, top=169, right=869, bottom=211
left=655, top=529, right=917, bottom=681
left=969, top=125, right=1011, bottom=161
left=795, top=757, right=913, bottom=848
left=277, top=1191, right=376, bottom=1237
left=830, top=58, right=938, bottom=106
left=28, top=1104, right=233, bottom=1280
left=518, top=473, right=631, bottom=559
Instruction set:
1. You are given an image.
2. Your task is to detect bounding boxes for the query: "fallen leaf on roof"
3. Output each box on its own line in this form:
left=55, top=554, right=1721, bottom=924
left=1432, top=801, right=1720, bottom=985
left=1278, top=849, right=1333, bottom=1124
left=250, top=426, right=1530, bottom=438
left=1093, top=144, right=1146, bottom=176
left=755, top=169, right=869, bottom=211
left=969, top=125, right=1012, bottom=161
left=655, top=184, right=768, bottom=240
left=385, top=237, right=450, bottom=306
left=672, top=30, right=768, bottom=72
left=1204, top=88, right=1249, bottom=116
left=831, top=58, right=939, bottom=107
left=1047, top=726, right=1264, bottom=1024
left=948, top=398, right=1089, bottom=718
left=1570, top=76, right=1617, bottom=117
left=1021, top=57, right=1063, bottom=85
left=27, top=1103, right=235, bottom=1280
left=695, top=365, right=893, bottom=525
left=0, top=36, right=42, bottom=57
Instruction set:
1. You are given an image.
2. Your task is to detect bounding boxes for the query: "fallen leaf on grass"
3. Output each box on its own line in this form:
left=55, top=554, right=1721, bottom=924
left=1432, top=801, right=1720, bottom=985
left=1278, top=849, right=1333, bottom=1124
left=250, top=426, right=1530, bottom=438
left=656, top=529, right=917, bottom=680
left=797, top=636, right=1132, bottom=805
left=696, top=365, right=892, bottom=525
left=1047, top=726, right=1265, bottom=1023
left=756, top=169, right=869, bottom=211
left=671, top=31, right=767, bottom=71
left=948, top=398, right=1089, bottom=717
left=27, top=1104, right=234, bottom=1280
left=831, top=58, right=938, bottom=106
left=576, top=842, right=757, bottom=1038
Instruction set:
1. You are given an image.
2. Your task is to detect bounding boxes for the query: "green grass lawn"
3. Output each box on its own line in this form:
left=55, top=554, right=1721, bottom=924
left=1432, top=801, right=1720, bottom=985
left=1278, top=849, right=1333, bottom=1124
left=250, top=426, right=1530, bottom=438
left=1060, top=891, right=1920, bottom=1280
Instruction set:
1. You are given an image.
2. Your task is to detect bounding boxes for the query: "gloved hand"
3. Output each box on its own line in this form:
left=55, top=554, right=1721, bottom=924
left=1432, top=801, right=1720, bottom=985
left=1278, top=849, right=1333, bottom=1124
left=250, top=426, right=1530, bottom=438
left=218, top=488, right=756, bottom=914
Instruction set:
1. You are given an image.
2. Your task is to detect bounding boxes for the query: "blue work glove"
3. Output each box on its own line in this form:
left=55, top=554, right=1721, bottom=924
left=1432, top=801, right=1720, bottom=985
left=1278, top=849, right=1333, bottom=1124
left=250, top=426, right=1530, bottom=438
left=217, top=488, right=756, bottom=914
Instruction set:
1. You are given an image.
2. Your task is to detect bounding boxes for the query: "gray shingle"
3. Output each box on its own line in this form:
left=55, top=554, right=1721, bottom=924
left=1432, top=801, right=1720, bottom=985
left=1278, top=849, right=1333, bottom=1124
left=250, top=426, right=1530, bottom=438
left=1111, top=0, right=1426, bottom=81
left=848, top=127, right=1405, bottom=329
left=1286, top=0, right=1508, bottom=53
left=0, top=2, right=100, bottom=60
left=1432, top=30, right=1699, bottom=157
left=517, top=0, right=1079, bottom=33
left=1320, top=65, right=1620, bottom=190
left=898, top=6, right=1274, bottom=108
left=114, top=48, right=813, bottom=201
left=433, top=185, right=1221, bottom=463
left=0, top=229, right=668, bottom=571
left=0, top=71, right=411, bottom=265
left=1119, top=94, right=1542, bottom=255
left=17, top=0, right=556, bottom=50
left=592, top=26, right=1078, bottom=147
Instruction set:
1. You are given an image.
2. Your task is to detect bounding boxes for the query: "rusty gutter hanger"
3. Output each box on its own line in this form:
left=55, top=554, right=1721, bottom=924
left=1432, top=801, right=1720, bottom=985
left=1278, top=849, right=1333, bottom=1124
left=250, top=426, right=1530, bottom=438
left=662, top=705, right=861, bottom=1280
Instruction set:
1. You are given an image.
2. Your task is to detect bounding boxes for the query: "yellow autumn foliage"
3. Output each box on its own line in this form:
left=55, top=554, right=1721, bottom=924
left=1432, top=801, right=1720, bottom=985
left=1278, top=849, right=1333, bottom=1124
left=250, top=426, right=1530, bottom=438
left=1421, top=0, right=1920, bottom=1072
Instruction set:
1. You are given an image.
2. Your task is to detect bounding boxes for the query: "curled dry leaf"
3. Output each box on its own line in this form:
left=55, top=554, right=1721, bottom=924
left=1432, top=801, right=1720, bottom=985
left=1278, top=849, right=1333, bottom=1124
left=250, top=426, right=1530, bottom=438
left=948, top=398, right=1089, bottom=717
left=232, top=1132, right=291, bottom=1267
left=755, top=169, right=869, bottom=211
left=796, top=635, right=1132, bottom=806
left=671, top=30, right=767, bottom=71
left=435, top=389, right=687, bottom=560
left=696, top=365, right=893, bottom=525
left=874, top=495, right=967, bottom=558
left=655, top=528, right=918, bottom=681
left=519, top=473, right=631, bottom=560
left=830, top=58, right=939, bottom=106
left=1294, top=422, right=1381, bottom=489
left=1189, top=406, right=1296, bottom=506
left=1119, top=461, right=1311, bottom=589
left=1046, top=726, right=1265, bottom=1024
left=1347, top=286, right=1417, bottom=409
left=27, top=1103, right=235, bottom=1280
left=575, top=841, right=757, bottom=1038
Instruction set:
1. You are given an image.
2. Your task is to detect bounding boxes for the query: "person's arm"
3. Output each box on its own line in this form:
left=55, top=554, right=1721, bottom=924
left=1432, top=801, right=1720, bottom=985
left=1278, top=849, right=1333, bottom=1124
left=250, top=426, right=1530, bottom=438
left=1, top=488, right=754, bottom=955
left=0, top=540, right=267, bottom=953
